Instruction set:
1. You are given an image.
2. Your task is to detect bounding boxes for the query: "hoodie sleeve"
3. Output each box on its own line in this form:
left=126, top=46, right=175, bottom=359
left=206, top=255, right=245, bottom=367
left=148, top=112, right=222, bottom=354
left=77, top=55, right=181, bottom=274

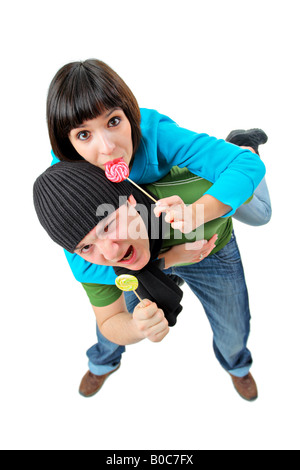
left=154, top=112, right=266, bottom=217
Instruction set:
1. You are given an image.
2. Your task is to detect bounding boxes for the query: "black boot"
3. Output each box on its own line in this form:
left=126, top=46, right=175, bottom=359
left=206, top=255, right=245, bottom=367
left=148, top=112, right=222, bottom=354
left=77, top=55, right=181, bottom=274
left=226, top=128, right=268, bottom=156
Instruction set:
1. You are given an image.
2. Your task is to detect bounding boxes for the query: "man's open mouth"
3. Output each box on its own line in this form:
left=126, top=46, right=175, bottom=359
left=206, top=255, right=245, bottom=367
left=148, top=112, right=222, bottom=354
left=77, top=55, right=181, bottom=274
left=119, top=246, right=135, bottom=264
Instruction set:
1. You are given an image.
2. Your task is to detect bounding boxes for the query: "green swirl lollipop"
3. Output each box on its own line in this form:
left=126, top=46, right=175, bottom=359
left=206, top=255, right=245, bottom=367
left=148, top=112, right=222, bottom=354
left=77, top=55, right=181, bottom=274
left=115, top=275, right=142, bottom=302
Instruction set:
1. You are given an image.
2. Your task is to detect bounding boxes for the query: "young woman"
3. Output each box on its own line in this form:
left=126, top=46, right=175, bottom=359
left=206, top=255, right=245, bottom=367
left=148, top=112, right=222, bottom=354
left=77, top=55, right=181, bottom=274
left=34, top=161, right=259, bottom=401
left=45, top=59, right=270, bottom=397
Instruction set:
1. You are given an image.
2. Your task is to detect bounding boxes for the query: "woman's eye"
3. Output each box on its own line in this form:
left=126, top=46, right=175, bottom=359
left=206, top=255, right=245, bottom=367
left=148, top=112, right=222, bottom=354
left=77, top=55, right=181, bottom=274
left=77, top=131, right=90, bottom=141
left=108, top=117, right=121, bottom=128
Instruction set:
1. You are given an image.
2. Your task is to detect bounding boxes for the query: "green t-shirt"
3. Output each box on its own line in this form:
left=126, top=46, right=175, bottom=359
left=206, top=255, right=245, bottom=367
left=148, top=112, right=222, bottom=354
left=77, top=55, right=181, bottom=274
left=147, top=167, right=233, bottom=255
left=82, top=167, right=251, bottom=307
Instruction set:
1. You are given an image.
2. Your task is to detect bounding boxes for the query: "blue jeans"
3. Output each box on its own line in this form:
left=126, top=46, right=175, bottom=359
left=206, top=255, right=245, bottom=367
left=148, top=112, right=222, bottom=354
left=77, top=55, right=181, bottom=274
left=87, top=232, right=252, bottom=378
left=233, top=177, right=272, bottom=226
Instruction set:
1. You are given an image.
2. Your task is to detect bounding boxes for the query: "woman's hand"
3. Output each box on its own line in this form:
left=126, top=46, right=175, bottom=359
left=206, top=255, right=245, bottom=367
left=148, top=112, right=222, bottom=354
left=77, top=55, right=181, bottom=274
left=154, top=195, right=231, bottom=232
left=160, top=234, right=218, bottom=269
left=154, top=196, right=196, bottom=233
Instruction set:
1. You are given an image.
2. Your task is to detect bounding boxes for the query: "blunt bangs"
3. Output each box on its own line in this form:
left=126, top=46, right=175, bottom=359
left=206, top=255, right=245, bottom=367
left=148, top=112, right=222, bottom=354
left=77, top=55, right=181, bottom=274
left=47, top=60, right=141, bottom=162
left=58, top=64, right=124, bottom=132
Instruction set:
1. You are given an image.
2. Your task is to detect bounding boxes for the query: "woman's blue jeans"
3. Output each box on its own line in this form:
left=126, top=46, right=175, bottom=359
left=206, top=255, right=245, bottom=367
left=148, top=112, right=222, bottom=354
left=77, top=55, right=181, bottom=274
left=87, top=232, right=252, bottom=378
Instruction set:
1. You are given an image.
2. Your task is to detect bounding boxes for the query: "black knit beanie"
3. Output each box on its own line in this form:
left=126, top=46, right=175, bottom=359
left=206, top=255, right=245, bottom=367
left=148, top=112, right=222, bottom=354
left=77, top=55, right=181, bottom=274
left=33, top=160, right=133, bottom=253
left=34, top=160, right=183, bottom=327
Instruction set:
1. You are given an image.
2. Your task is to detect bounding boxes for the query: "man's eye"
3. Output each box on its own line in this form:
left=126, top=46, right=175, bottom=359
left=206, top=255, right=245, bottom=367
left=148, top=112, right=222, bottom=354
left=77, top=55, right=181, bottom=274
left=104, top=220, right=115, bottom=233
left=81, top=245, right=92, bottom=254
left=77, top=131, right=90, bottom=141
left=108, top=117, right=121, bottom=128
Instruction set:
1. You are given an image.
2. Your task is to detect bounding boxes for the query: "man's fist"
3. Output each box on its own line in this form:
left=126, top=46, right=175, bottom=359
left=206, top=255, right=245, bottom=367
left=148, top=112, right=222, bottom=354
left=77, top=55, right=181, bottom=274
left=133, top=299, right=169, bottom=343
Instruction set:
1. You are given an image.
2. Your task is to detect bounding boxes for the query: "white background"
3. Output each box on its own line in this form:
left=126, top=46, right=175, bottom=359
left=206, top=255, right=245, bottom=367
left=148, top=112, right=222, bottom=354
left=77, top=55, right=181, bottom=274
left=0, top=0, right=299, bottom=450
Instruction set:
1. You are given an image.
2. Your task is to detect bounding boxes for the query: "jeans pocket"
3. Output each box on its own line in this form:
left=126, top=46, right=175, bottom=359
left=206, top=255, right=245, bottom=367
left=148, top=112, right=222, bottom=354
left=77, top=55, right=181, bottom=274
left=213, top=235, right=241, bottom=264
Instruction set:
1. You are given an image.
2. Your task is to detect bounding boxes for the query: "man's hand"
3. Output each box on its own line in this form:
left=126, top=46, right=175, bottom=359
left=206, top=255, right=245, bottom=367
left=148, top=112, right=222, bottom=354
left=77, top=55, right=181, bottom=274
left=133, top=300, right=169, bottom=343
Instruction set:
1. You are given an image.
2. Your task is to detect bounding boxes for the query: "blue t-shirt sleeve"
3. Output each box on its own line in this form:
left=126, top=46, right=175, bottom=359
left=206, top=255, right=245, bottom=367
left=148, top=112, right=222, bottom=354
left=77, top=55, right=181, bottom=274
left=64, top=251, right=117, bottom=285
left=51, top=150, right=60, bottom=166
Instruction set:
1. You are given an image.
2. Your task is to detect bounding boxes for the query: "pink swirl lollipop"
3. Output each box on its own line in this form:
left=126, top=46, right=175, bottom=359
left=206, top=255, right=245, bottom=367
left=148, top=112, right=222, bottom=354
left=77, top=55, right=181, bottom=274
left=105, top=157, right=157, bottom=203
left=105, top=158, right=130, bottom=183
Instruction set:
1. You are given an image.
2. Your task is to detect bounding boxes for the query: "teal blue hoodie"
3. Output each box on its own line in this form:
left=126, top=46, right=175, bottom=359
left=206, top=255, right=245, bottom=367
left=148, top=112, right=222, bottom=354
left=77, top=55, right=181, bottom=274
left=51, top=108, right=265, bottom=284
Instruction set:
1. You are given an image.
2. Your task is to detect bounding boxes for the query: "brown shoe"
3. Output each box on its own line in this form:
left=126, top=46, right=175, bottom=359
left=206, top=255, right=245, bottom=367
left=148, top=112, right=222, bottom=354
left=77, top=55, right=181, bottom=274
left=230, top=372, right=258, bottom=402
left=79, top=364, right=120, bottom=398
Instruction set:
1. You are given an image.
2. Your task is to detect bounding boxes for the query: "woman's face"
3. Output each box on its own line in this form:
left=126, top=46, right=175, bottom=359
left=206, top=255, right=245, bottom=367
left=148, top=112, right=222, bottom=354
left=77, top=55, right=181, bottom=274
left=74, top=196, right=151, bottom=271
left=68, top=108, right=133, bottom=171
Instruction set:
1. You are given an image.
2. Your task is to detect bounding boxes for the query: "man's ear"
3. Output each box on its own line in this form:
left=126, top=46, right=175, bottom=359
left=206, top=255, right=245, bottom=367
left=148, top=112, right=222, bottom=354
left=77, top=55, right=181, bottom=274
left=128, top=195, right=137, bottom=207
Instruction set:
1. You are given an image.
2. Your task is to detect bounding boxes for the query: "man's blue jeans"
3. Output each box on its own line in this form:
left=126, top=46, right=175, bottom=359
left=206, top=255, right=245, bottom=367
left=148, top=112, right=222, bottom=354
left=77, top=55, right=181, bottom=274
left=87, top=232, right=252, bottom=378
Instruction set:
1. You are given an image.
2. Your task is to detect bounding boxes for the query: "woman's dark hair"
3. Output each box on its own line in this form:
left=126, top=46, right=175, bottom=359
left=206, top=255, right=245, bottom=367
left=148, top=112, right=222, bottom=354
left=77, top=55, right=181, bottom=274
left=47, top=59, right=141, bottom=161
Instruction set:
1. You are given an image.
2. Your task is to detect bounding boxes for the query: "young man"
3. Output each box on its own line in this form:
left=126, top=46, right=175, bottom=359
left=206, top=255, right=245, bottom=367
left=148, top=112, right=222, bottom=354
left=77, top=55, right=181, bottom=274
left=46, top=60, right=270, bottom=397
left=34, top=161, right=260, bottom=401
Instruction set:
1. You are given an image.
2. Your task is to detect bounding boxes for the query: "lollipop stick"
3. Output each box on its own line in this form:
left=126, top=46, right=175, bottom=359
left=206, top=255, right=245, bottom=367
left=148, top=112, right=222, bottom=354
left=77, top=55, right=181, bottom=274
left=126, top=177, right=157, bottom=203
left=133, top=290, right=143, bottom=302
